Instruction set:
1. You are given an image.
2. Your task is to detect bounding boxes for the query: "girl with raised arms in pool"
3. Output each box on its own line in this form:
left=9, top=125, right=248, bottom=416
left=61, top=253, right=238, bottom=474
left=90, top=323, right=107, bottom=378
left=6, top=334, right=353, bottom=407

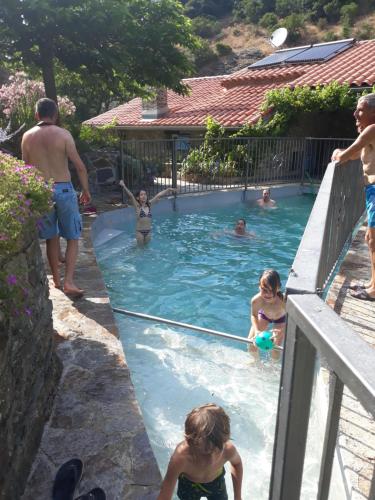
left=248, top=269, right=286, bottom=360
left=157, top=403, right=243, bottom=500
left=119, top=180, right=176, bottom=245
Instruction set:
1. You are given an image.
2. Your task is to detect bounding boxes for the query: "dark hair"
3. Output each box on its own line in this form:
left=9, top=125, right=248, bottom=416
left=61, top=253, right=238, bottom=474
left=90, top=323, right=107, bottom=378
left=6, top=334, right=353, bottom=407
left=36, top=98, right=58, bottom=119
left=259, top=269, right=283, bottom=299
left=135, top=188, right=150, bottom=208
left=185, top=403, right=230, bottom=454
left=238, top=218, right=246, bottom=226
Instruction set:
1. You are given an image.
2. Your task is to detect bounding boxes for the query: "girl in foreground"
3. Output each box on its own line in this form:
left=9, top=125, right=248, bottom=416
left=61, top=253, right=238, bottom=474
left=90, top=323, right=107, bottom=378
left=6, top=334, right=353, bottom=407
left=119, top=180, right=176, bottom=244
left=157, top=403, right=243, bottom=500
left=248, top=269, right=286, bottom=360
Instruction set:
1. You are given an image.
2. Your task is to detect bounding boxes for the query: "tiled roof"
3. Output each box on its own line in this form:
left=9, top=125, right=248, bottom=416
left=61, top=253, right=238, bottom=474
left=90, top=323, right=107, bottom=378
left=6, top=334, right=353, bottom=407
left=84, top=39, right=375, bottom=129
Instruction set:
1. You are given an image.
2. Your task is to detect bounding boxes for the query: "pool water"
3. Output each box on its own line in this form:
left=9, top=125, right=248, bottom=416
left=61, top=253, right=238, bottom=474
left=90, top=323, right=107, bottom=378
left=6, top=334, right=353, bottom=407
left=95, top=195, right=320, bottom=499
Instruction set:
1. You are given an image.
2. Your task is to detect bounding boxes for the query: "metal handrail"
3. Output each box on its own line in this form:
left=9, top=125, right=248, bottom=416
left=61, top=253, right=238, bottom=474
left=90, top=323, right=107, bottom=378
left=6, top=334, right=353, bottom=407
left=112, top=306, right=283, bottom=351
left=286, top=160, right=364, bottom=295
left=270, top=158, right=374, bottom=500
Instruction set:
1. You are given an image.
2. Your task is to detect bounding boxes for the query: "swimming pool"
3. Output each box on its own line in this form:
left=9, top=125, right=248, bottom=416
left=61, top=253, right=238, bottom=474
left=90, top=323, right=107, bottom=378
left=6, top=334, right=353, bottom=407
left=95, top=194, right=323, bottom=499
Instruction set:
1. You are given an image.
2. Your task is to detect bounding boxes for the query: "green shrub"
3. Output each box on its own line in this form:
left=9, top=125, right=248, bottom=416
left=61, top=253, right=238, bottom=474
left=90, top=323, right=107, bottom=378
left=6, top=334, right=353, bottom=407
left=0, top=152, right=52, bottom=255
left=259, top=12, right=278, bottom=29
left=340, top=2, right=358, bottom=26
left=180, top=116, right=240, bottom=178
left=275, top=0, right=296, bottom=17
left=323, top=0, right=341, bottom=22
left=215, top=42, right=233, bottom=56
left=316, top=17, right=328, bottom=30
left=193, top=39, right=219, bottom=68
left=0, top=151, right=53, bottom=318
left=280, top=13, right=305, bottom=43
left=191, top=16, right=221, bottom=38
left=322, top=30, right=337, bottom=42
left=355, top=22, right=374, bottom=40
left=341, top=21, right=351, bottom=38
left=233, top=81, right=358, bottom=137
left=79, top=121, right=119, bottom=149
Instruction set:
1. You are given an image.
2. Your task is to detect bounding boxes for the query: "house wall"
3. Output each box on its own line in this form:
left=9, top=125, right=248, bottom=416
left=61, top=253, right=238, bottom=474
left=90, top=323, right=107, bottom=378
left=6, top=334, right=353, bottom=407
left=287, top=110, right=356, bottom=138
left=121, top=129, right=205, bottom=141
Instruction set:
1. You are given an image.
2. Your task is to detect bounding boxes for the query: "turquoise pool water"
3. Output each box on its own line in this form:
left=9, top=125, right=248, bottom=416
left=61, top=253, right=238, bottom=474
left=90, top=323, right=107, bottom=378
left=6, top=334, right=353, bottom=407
left=95, top=195, right=320, bottom=499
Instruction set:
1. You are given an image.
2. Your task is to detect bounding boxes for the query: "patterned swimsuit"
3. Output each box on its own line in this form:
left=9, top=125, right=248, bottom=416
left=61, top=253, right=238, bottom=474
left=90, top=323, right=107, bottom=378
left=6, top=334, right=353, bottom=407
left=137, top=205, right=152, bottom=236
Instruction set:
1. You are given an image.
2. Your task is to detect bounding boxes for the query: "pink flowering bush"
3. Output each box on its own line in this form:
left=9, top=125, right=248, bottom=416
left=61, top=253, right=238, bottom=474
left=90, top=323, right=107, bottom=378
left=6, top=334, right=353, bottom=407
left=0, top=152, right=53, bottom=318
left=0, top=151, right=53, bottom=253
left=0, top=72, right=76, bottom=130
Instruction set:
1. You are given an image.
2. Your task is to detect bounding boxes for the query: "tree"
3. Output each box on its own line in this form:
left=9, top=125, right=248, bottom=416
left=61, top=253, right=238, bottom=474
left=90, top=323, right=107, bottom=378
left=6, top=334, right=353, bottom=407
left=183, top=0, right=234, bottom=18
left=0, top=0, right=197, bottom=106
left=233, top=0, right=275, bottom=23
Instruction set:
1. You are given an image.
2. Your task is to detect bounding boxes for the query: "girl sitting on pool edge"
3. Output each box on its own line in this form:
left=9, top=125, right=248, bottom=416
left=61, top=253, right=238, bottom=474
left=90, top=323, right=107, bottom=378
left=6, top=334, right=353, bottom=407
left=119, top=180, right=176, bottom=245
left=248, top=269, right=286, bottom=360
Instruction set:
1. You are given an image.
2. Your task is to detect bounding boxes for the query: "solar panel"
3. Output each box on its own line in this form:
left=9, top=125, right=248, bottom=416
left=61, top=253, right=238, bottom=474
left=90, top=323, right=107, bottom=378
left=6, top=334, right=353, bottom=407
left=249, top=46, right=309, bottom=68
left=286, top=39, right=354, bottom=63
left=249, top=39, right=355, bottom=69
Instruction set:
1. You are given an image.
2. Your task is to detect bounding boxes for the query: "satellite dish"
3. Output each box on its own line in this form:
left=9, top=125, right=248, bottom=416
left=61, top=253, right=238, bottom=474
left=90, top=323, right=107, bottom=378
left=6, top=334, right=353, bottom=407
left=269, top=28, right=288, bottom=48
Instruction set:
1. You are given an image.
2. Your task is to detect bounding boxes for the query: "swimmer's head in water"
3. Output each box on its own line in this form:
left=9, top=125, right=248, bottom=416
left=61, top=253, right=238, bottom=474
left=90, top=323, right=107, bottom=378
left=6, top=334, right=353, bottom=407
left=185, top=403, right=230, bottom=455
left=262, top=189, right=270, bottom=202
left=259, top=269, right=283, bottom=301
left=135, top=189, right=149, bottom=206
left=235, top=218, right=246, bottom=235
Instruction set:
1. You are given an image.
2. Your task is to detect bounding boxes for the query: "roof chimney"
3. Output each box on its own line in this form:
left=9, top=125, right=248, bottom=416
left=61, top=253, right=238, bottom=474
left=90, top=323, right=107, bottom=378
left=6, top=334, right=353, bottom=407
left=142, top=88, right=169, bottom=119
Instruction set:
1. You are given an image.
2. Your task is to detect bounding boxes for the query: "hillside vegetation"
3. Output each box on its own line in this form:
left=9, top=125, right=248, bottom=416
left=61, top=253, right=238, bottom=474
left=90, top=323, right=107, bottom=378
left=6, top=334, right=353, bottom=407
left=183, top=0, right=375, bottom=75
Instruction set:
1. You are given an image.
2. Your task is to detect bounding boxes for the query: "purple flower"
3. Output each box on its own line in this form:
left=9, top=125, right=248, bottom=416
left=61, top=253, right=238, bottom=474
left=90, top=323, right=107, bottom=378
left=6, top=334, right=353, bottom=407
left=24, top=199, right=32, bottom=206
left=7, top=274, right=17, bottom=286
left=25, top=308, right=32, bottom=317
left=0, top=234, right=8, bottom=241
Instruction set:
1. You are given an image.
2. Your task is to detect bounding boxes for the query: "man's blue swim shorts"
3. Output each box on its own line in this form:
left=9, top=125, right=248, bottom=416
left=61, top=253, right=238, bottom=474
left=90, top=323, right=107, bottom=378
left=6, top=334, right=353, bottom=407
left=39, top=182, right=82, bottom=240
left=366, top=184, right=375, bottom=228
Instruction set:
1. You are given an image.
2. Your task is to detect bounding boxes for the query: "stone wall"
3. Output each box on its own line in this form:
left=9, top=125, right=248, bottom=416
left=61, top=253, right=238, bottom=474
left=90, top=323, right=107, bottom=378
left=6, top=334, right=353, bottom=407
left=0, top=229, right=61, bottom=500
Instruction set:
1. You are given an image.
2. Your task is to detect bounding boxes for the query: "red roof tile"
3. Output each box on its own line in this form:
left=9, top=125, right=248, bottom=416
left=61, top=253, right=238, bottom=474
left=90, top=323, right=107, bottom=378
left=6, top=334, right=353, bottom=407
left=84, top=40, right=375, bottom=129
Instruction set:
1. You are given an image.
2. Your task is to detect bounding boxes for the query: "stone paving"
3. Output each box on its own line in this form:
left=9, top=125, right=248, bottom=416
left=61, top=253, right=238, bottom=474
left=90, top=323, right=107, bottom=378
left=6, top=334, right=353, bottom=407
left=326, top=226, right=375, bottom=500
left=22, top=197, right=161, bottom=500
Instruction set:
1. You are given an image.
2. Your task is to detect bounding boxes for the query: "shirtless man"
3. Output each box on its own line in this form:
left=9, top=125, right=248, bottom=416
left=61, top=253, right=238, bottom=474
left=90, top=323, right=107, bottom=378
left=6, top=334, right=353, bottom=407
left=22, top=98, right=91, bottom=297
left=332, top=93, right=375, bottom=301
left=257, top=188, right=276, bottom=208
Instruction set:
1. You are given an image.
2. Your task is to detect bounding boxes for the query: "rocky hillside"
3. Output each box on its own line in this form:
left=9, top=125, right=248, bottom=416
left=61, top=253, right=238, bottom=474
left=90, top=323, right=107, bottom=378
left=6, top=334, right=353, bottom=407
left=191, top=11, right=375, bottom=76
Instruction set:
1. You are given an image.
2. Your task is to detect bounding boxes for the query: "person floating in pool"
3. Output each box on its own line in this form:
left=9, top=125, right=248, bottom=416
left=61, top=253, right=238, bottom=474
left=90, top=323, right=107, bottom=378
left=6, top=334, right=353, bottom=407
left=212, top=218, right=255, bottom=240
left=119, top=180, right=176, bottom=245
left=256, top=188, right=276, bottom=208
left=248, top=269, right=286, bottom=360
left=157, top=403, right=243, bottom=500
left=233, top=218, right=255, bottom=238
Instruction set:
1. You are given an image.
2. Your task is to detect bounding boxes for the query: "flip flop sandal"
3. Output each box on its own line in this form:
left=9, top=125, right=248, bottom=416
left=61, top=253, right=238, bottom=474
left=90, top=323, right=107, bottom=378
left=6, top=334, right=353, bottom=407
left=52, top=458, right=83, bottom=500
left=75, top=487, right=106, bottom=500
left=350, top=289, right=375, bottom=301
left=83, top=206, right=97, bottom=215
left=348, top=282, right=367, bottom=291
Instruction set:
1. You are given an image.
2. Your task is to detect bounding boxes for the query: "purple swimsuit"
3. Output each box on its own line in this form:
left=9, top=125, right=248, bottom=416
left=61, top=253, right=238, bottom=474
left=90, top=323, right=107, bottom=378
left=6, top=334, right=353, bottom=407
left=258, top=309, right=286, bottom=324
